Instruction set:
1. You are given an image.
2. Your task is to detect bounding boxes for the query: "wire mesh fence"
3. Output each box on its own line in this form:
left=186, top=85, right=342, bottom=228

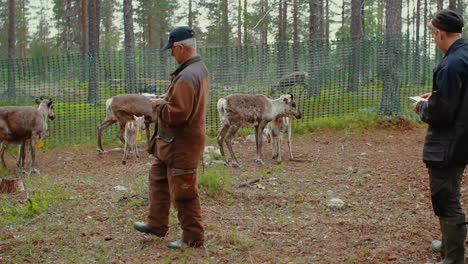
left=0, top=35, right=436, bottom=145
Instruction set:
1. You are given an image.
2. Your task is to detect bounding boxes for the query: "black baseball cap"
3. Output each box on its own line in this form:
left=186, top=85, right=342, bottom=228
left=161, top=26, right=195, bottom=51
left=431, top=9, right=464, bottom=33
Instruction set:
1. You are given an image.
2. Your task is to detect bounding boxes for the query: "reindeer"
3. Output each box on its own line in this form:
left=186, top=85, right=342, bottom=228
left=217, top=94, right=302, bottom=167
left=97, top=94, right=160, bottom=153
left=263, top=116, right=293, bottom=162
left=270, top=71, right=308, bottom=95
left=122, top=115, right=145, bottom=165
left=0, top=98, right=56, bottom=173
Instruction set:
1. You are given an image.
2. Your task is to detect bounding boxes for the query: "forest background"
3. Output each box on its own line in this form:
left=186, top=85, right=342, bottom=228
left=0, top=0, right=466, bottom=59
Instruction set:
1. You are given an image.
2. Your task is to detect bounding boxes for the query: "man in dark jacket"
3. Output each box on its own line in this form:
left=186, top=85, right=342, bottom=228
left=133, top=26, right=209, bottom=249
left=413, top=9, right=467, bottom=264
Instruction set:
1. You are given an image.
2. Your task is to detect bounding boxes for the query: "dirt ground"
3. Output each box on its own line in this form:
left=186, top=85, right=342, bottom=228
left=1, top=123, right=467, bottom=264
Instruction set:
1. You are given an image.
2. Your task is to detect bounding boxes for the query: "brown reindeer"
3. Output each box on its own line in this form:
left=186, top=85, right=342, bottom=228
left=217, top=94, right=301, bottom=167
left=97, top=94, right=160, bottom=153
left=0, top=98, right=56, bottom=173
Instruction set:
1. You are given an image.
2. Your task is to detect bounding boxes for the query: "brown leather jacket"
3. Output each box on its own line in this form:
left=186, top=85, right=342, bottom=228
left=155, top=56, right=209, bottom=170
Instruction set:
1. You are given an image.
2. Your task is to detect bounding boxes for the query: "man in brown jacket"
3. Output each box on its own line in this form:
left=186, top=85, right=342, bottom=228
left=133, top=26, right=209, bottom=249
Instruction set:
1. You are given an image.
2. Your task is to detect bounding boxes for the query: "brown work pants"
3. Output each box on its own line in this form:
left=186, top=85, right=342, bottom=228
left=147, top=159, right=204, bottom=246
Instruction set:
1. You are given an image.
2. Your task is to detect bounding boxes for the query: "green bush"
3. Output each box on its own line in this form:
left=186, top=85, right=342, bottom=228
left=198, top=164, right=231, bottom=195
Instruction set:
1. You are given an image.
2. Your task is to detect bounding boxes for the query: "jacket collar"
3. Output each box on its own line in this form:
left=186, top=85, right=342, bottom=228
left=171, top=56, right=201, bottom=79
left=445, top=38, right=468, bottom=57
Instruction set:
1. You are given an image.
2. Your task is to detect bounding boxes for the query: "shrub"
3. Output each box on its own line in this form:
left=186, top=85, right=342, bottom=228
left=198, top=164, right=231, bottom=195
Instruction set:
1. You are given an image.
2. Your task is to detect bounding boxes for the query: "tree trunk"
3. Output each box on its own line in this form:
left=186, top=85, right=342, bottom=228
left=308, top=0, right=321, bottom=97
left=422, top=0, right=428, bottom=84
left=448, top=0, right=456, bottom=11
left=349, top=0, right=363, bottom=92
left=325, top=0, right=330, bottom=39
left=124, top=0, right=137, bottom=94
left=260, top=0, right=268, bottom=82
left=293, top=0, right=299, bottom=71
left=188, top=0, right=193, bottom=28
left=243, top=0, right=248, bottom=44
left=237, top=0, right=242, bottom=46
left=278, top=0, right=288, bottom=77
left=380, top=0, right=402, bottom=116
left=87, top=0, right=101, bottom=104
left=7, top=0, right=16, bottom=98
left=19, top=0, right=27, bottom=58
left=436, top=0, right=443, bottom=10
left=80, top=0, right=88, bottom=82
left=81, top=0, right=88, bottom=53
left=414, top=0, right=421, bottom=80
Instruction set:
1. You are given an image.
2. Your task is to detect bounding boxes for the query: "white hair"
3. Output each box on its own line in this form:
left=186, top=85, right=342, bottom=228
left=173, top=38, right=197, bottom=50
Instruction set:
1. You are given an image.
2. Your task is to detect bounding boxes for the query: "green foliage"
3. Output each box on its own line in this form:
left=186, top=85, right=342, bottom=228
left=130, top=175, right=148, bottom=196
left=0, top=176, right=69, bottom=227
left=198, top=164, right=231, bottom=195
left=293, top=108, right=379, bottom=135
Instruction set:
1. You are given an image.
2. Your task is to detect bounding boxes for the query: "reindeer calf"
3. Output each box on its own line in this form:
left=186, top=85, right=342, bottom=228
left=217, top=94, right=301, bottom=167
left=264, top=116, right=293, bottom=162
left=122, top=116, right=145, bottom=165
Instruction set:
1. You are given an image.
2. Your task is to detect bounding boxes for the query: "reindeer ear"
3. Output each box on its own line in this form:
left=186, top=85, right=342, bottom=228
left=47, top=100, right=53, bottom=107
left=289, top=93, right=294, bottom=100
left=35, top=99, right=41, bottom=105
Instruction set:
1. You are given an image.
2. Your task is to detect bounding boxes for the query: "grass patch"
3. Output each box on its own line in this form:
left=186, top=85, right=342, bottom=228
left=0, top=176, right=69, bottom=227
left=293, top=108, right=379, bottom=135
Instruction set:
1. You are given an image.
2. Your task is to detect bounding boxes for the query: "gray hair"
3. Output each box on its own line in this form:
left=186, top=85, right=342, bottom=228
left=173, top=38, right=197, bottom=50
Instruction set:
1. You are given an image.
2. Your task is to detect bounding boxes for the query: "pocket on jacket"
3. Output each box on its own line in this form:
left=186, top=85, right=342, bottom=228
left=423, top=139, right=454, bottom=167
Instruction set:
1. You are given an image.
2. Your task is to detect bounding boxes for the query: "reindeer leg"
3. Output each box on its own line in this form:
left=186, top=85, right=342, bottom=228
left=134, top=141, right=140, bottom=159
left=277, top=133, right=283, bottom=163
left=97, top=120, right=116, bottom=153
left=0, top=142, right=8, bottom=168
left=272, top=135, right=278, bottom=160
left=122, top=141, right=128, bottom=165
left=287, top=125, right=293, bottom=160
left=30, top=140, right=39, bottom=174
left=117, top=123, right=128, bottom=145
left=254, top=125, right=265, bottom=165
left=225, top=125, right=241, bottom=167
left=217, top=124, right=229, bottom=156
left=17, top=140, right=26, bottom=172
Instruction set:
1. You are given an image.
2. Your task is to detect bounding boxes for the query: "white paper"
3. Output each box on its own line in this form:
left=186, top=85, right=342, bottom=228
left=408, top=96, right=428, bottom=103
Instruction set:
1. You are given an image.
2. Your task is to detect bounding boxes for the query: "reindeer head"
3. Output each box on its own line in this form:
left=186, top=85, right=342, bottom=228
left=133, top=115, right=146, bottom=130
left=36, top=98, right=56, bottom=121
left=279, top=94, right=302, bottom=119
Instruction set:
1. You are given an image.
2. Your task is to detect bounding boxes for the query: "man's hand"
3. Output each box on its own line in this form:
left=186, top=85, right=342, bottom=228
left=420, top=93, right=432, bottom=100
left=412, top=101, right=419, bottom=114
left=413, top=93, right=431, bottom=114
left=150, top=98, right=166, bottom=109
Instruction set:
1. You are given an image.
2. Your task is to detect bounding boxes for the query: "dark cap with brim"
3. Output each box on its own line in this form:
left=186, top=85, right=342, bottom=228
left=161, top=26, right=195, bottom=51
left=431, top=9, right=464, bottom=33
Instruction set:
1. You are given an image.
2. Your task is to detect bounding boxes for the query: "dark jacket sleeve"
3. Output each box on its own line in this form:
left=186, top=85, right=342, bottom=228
left=418, top=66, right=463, bottom=128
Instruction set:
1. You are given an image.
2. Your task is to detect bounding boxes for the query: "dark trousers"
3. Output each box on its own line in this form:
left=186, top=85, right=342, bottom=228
left=429, top=164, right=465, bottom=217
left=147, top=159, right=204, bottom=246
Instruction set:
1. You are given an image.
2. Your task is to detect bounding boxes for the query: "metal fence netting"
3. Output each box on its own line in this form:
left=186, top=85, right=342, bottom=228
left=0, top=35, right=436, bottom=145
